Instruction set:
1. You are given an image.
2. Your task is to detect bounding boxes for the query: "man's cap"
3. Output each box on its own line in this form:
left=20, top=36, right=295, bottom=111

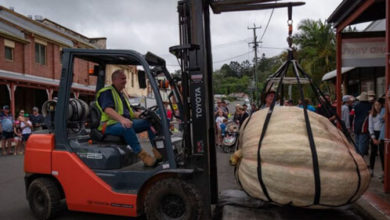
left=342, top=95, right=351, bottom=103
left=32, top=106, right=39, bottom=111
left=2, top=105, right=9, bottom=110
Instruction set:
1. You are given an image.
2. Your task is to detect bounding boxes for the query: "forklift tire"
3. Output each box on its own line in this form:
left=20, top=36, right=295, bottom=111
left=27, top=178, right=63, bottom=220
left=144, top=178, right=202, bottom=220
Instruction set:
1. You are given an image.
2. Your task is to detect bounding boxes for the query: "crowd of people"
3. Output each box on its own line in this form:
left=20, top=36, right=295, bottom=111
left=214, top=89, right=387, bottom=182
left=0, top=105, right=44, bottom=155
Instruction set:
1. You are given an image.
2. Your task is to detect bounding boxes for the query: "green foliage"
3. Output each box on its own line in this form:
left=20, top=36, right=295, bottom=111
left=293, top=19, right=336, bottom=86
left=212, top=19, right=336, bottom=106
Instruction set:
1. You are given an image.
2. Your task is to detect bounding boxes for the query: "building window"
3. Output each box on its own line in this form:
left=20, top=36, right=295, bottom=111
left=35, top=43, right=46, bottom=65
left=4, top=39, right=15, bottom=61
left=5, top=46, right=13, bottom=61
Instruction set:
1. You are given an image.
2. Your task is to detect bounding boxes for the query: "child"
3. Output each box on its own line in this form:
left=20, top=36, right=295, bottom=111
left=220, top=118, right=228, bottom=139
left=215, top=110, right=225, bottom=146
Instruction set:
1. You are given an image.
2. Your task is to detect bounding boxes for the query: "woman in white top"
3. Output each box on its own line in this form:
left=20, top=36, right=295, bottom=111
left=20, top=113, right=32, bottom=154
left=368, top=100, right=384, bottom=176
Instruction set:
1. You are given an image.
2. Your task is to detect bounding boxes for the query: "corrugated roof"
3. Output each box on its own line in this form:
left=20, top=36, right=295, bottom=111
left=364, top=19, right=385, bottom=32
left=40, top=19, right=98, bottom=48
left=328, top=0, right=385, bottom=28
left=0, top=21, right=25, bottom=39
left=0, top=8, right=73, bottom=47
left=322, top=67, right=355, bottom=81
left=0, top=69, right=95, bottom=92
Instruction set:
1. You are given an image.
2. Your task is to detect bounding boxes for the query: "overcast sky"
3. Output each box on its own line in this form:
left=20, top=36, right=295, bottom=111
left=0, top=0, right=343, bottom=72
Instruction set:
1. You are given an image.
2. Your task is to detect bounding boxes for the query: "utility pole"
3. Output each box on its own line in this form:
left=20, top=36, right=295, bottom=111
left=248, top=24, right=262, bottom=105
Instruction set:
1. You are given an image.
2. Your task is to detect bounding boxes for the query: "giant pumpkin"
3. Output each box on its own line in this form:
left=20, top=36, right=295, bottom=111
left=233, top=106, right=370, bottom=208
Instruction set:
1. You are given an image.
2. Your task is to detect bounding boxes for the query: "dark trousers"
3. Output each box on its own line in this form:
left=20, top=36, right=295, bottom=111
left=370, top=130, right=384, bottom=171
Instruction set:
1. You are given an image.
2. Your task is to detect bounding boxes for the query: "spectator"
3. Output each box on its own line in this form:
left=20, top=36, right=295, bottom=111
left=316, top=93, right=336, bottom=124
left=298, top=98, right=316, bottom=112
left=13, top=120, right=22, bottom=155
left=221, top=100, right=229, bottom=118
left=341, top=95, right=353, bottom=132
left=30, top=106, right=44, bottom=131
left=0, top=105, right=14, bottom=155
left=238, top=106, right=249, bottom=127
left=368, top=99, right=384, bottom=177
left=215, top=110, right=225, bottom=146
left=261, top=89, right=276, bottom=109
left=214, top=100, right=228, bottom=119
left=368, top=90, right=376, bottom=104
left=353, top=92, right=371, bottom=156
left=250, top=103, right=258, bottom=114
left=221, top=118, right=228, bottom=139
left=233, top=104, right=242, bottom=125
left=20, top=113, right=32, bottom=153
left=242, top=104, right=248, bottom=113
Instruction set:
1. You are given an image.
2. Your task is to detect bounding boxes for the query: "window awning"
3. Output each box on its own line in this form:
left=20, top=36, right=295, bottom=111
left=321, top=67, right=355, bottom=81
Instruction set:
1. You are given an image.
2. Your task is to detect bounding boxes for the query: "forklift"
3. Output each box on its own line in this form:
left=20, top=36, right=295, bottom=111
left=24, top=1, right=303, bottom=219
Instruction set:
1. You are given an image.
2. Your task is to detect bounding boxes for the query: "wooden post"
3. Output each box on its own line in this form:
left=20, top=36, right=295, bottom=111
left=384, top=0, right=390, bottom=192
left=8, top=83, right=16, bottom=117
left=46, top=88, right=53, bottom=101
left=336, top=32, right=342, bottom=120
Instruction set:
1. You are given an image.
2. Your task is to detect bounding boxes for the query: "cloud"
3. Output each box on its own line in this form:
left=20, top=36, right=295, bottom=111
left=0, top=0, right=343, bottom=71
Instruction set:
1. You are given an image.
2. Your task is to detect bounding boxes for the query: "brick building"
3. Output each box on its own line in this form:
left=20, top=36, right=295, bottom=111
left=0, top=6, right=107, bottom=117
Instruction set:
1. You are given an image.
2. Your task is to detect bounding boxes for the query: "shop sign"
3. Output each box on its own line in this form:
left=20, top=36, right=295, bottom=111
left=342, top=37, right=385, bottom=67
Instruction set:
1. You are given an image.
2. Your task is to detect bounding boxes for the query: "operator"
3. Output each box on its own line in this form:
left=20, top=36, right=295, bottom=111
left=96, top=69, right=162, bottom=167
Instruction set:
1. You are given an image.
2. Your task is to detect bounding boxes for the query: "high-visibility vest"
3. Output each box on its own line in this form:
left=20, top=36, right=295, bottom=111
left=96, top=85, right=134, bottom=131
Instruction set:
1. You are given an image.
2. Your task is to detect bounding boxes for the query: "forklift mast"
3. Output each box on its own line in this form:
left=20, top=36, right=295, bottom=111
left=170, top=0, right=306, bottom=217
left=170, top=0, right=218, bottom=208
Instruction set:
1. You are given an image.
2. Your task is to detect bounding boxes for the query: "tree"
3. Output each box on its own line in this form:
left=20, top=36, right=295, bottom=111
left=293, top=19, right=336, bottom=85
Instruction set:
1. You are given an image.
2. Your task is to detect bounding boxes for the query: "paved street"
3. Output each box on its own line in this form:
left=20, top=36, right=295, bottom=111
left=0, top=154, right=136, bottom=220
left=0, top=147, right=366, bottom=220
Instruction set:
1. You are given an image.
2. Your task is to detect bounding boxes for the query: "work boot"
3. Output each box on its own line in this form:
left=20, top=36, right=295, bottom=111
left=138, top=150, right=156, bottom=167
left=152, top=148, right=163, bottom=163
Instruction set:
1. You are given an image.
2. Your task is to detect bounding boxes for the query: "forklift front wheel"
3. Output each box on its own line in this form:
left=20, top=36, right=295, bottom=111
left=144, top=178, right=202, bottom=220
left=27, top=178, right=63, bottom=220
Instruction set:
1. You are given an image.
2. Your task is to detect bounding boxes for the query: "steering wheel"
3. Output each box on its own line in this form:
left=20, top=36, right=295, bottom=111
left=138, top=105, right=163, bottom=136
left=139, top=105, right=159, bottom=119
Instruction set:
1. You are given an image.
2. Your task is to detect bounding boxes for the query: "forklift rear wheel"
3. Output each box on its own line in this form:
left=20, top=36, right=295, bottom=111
left=144, top=178, right=202, bottom=220
left=27, top=178, right=63, bottom=220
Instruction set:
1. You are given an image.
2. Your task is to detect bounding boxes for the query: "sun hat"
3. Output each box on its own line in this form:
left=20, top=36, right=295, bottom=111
left=358, top=92, right=368, bottom=101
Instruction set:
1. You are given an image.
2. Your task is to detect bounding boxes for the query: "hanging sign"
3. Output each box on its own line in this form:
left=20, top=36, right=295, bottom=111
left=342, top=37, right=385, bottom=67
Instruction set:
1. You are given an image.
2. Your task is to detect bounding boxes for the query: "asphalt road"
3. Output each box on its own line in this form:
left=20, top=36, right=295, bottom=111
left=0, top=122, right=365, bottom=220
left=0, top=154, right=137, bottom=220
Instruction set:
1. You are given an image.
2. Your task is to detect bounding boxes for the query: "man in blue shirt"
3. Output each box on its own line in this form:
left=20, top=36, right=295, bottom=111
left=0, top=105, right=14, bottom=155
left=96, top=69, right=161, bottom=166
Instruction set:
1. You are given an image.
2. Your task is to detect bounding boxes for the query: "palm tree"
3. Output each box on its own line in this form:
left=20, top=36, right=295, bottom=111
left=293, top=19, right=336, bottom=85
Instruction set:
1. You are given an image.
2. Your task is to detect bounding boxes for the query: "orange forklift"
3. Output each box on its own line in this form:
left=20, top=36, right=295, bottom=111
left=24, top=1, right=303, bottom=219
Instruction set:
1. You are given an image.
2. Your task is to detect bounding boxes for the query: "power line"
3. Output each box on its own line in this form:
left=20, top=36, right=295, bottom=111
left=260, top=5, right=275, bottom=42
left=213, top=51, right=252, bottom=64
left=213, top=38, right=250, bottom=49
left=166, top=51, right=252, bottom=67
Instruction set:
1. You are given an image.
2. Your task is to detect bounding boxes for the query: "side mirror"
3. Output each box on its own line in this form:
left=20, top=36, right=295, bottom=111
left=138, top=70, right=147, bottom=89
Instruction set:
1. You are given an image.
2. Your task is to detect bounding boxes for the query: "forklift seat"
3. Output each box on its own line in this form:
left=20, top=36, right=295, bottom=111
left=89, top=102, right=126, bottom=145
